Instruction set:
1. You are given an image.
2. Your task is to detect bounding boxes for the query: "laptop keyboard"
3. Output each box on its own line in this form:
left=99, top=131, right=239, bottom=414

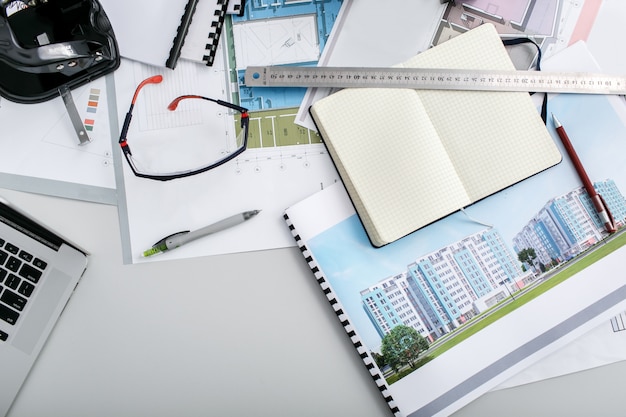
left=0, top=237, right=48, bottom=341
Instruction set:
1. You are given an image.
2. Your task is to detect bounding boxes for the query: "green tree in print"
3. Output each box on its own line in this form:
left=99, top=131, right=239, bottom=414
left=381, top=325, right=428, bottom=372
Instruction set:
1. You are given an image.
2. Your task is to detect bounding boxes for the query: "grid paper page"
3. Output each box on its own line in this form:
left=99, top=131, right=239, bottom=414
left=402, top=24, right=562, bottom=201
left=311, top=88, right=470, bottom=246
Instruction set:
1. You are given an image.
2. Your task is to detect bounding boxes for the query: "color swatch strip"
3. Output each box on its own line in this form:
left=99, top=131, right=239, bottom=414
left=84, top=88, right=100, bottom=132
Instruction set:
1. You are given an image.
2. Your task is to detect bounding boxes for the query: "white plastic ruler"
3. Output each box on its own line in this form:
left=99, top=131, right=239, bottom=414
left=244, top=66, right=626, bottom=95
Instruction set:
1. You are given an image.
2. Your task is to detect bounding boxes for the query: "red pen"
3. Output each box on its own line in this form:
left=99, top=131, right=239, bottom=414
left=552, top=114, right=616, bottom=234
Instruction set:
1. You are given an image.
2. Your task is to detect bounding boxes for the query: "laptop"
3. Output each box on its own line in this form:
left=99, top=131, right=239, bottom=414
left=0, top=196, right=88, bottom=416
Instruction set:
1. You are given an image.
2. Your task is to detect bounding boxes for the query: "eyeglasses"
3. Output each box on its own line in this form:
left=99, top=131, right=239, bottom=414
left=118, top=75, right=249, bottom=181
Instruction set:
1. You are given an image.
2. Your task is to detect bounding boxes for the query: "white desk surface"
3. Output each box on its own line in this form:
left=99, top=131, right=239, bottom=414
left=3, top=187, right=626, bottom=417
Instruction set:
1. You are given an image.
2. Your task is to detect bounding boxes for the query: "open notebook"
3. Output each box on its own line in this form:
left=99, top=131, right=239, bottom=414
left=309, top=24, right=562, bottom=247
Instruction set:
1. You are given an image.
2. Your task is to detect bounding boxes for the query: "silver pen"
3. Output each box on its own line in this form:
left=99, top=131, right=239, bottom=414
left=143, top=210, right=261, bottom=257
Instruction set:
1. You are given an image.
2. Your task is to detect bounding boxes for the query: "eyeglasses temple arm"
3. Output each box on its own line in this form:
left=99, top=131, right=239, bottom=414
left=119, top=103, right=134, bottom=153
left=121, top=75, right=163, bottom=151
left=215, top=99, right=248, bottom=114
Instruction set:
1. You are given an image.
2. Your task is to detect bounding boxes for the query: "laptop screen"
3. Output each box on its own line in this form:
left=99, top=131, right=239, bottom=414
left=0, top=200, right=63, bottom=252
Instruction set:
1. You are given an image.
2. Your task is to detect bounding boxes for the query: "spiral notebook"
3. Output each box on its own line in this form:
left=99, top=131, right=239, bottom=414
left=100, top=0, right=229, bottom=68
left=284, top=181, right=626, bottom=417
left=180, top=0, right=231, bottom=66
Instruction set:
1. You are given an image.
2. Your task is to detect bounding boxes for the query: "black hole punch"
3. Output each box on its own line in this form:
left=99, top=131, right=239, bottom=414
left=0, top=0, right=120, bottom=104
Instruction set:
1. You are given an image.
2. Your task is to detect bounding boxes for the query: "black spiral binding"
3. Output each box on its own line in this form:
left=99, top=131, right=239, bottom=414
left=201, top=0, right=229, bottom=66
left=283, top=212, right=402, bottom=417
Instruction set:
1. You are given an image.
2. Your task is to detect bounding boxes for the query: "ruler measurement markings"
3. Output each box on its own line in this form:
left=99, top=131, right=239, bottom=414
left=245, top=66, right=626, bottom=95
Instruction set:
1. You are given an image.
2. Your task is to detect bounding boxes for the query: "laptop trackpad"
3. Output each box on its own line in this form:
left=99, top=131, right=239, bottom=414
left=11, top=269, right=72, bottom=355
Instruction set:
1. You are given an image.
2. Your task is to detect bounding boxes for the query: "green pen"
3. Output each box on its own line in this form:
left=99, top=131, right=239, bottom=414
left=142, top=210, right=261, bottom=257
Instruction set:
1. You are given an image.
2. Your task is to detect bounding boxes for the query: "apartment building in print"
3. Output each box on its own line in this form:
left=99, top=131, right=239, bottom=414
left=513, top=180, right=626, bottom=268
left=361, top=229, right=531, bottom=342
